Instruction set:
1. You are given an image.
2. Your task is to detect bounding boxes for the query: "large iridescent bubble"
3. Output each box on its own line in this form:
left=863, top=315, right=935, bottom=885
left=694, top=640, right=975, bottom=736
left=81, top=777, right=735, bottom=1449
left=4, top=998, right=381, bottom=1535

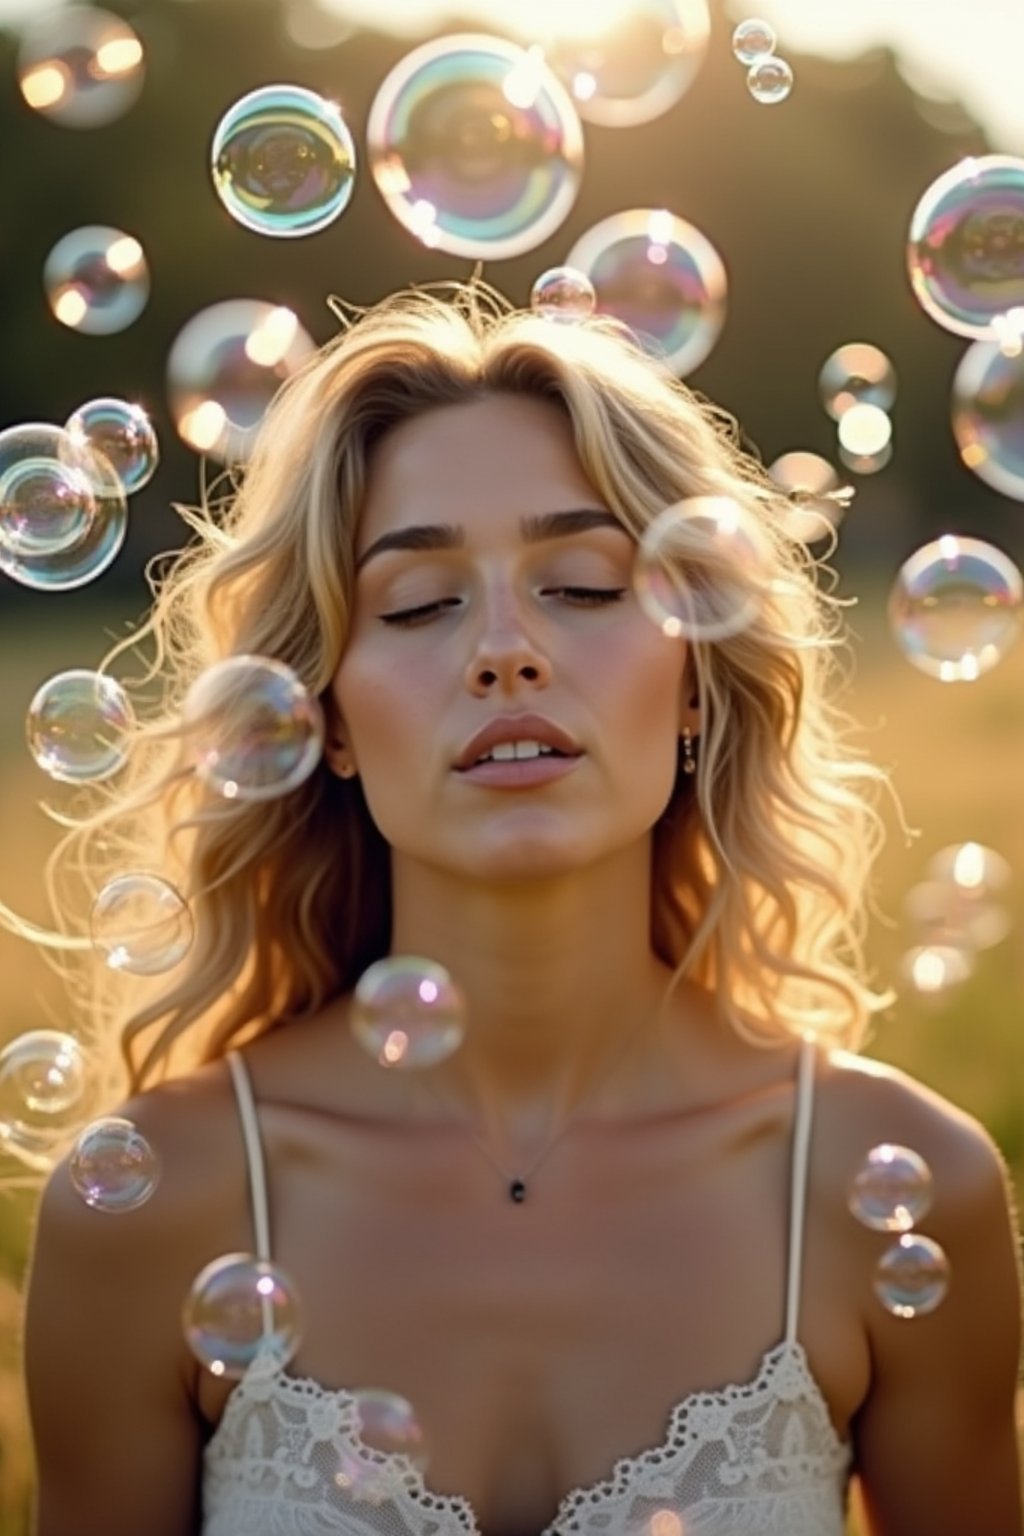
left=17, top=5, right=145, bottom=128
left=182, top=655, right=324, bottom=800
left=26, top=668, right=133, bottom=783
left=0, top=423, right=112, bottom=559
left=888, top=534, right=1023, bottom=682
left=0, top=428, right=128, bottom=591
left=211, top=84, right=357, bottom=238
left=565, top=208, right=727, bottom=376
left=908, top=154, right=1024, bottom=341
left=951, top=339, right=1024, bottom=502
left=367, top=34, right=583, bottom=260
left=183, top=1253, right=304, bottom=1378
left=540, top=0, right=710, bottom=128
left=166, top=300, right=317, bottom=462
left=43, top=226, right=149, bottom=335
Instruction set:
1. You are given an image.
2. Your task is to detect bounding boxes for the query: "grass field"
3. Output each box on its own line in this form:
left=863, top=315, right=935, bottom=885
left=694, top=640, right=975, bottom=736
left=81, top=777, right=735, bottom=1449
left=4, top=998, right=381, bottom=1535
left=0, top=588, right=1022, bottom=1533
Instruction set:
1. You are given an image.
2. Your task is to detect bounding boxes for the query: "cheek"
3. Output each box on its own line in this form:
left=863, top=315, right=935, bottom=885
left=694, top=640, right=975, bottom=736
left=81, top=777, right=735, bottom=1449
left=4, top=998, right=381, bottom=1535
left=332, top=644, right=437, bottom=765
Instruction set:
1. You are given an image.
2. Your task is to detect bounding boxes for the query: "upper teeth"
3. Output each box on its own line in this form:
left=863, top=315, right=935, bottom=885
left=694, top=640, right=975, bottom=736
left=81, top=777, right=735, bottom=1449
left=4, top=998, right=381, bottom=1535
left=475, top=739, right=557, bottom=765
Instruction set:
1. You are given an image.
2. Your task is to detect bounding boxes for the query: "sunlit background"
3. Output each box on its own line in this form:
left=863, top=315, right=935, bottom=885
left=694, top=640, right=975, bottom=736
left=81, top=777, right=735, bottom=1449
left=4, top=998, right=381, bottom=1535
left=1, top=0, right=1023, bottom=1528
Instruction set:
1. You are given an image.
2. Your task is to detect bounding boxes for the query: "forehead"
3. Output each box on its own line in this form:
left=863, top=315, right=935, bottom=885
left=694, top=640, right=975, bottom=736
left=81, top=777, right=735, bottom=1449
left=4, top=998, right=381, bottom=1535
left=358, top=393, right=601, bottom=539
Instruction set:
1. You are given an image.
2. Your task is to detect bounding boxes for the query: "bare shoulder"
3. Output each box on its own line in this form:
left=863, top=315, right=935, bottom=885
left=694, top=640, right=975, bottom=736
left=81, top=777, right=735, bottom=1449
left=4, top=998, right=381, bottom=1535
left=28, top=1056, right=254, bottom=1392
left=813, top=1060, right=1023, bottom=1530
left=813, top=1047, right=1020, bottom=1228
left=25, top=1059, right=255, bottom=1535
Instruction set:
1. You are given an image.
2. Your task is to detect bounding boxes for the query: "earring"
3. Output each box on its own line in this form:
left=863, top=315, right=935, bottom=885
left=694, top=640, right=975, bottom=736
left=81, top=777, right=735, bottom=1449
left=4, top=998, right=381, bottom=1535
left=682, top=726, right=697, bottom=776
left=337, top=761, right=358, bottom=780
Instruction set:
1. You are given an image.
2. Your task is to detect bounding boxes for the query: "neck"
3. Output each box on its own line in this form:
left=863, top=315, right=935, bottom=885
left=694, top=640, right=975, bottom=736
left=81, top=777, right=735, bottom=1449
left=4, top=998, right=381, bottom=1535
left=388, top=839, right=679, bottom=1154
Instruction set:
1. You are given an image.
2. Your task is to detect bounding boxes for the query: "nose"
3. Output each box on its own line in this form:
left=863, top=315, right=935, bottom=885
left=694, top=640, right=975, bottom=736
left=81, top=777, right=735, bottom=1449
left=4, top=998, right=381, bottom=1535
left=464, top=584, right=553, bottom=698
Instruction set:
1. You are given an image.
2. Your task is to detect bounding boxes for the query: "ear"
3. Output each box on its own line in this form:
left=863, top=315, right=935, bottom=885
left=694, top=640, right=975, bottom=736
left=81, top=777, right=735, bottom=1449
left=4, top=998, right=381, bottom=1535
left=322, top=701, right=358, bottom=780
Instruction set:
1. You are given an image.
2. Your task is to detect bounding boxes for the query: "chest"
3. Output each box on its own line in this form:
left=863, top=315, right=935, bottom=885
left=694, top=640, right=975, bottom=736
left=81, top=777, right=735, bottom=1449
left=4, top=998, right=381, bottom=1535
left=199, top=1097, right=860, bottom=1531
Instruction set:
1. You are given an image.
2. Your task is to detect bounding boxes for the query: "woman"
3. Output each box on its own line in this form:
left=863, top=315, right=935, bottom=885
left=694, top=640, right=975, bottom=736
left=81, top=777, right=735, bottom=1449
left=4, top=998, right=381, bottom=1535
left=19, top=286, right=1023, bottom=1535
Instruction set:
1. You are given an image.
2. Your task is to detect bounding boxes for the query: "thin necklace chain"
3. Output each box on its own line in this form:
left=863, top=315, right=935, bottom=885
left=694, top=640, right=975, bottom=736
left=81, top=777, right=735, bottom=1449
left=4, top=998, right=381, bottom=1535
left=415, top=991, right=670, bottom=1203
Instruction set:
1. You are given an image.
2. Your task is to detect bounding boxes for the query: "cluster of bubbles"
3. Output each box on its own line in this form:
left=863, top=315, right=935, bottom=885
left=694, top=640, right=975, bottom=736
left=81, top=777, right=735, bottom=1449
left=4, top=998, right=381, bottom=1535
left=0, top=395, right=156, bottom=590
left=730, top=18, right=794, bottom=106
left=908, top=154, right=1024, bottom=506
left=900, top=841, right=1012, bottom=1000
left=848, top=1144, right=950, bottom=1318
left=818, top=341, right=897, bottom=477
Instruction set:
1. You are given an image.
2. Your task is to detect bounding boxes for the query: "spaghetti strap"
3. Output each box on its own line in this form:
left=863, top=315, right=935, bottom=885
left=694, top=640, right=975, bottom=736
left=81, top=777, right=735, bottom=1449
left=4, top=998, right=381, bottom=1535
left=225, top=1051, right=272, bottom=1262
left=784, top=1035, right=817, bottom=1345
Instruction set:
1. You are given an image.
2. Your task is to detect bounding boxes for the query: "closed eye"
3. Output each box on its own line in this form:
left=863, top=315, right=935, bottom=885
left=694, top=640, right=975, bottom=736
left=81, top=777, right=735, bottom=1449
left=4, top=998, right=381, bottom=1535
left=378, top=588, right=628, bottom=627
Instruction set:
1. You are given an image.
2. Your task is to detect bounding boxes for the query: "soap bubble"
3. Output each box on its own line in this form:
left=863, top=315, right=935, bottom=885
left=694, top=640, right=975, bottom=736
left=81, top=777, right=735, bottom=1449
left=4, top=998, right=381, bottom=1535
left=0, top=471, right=127, bottom=591
left=837, top=404, right=892, bottom=461
left=351, top=957, right=466, bottom=1071
left=0, top=1031, right=91, bottom=1169
left=183, top=1253, right=304, bottom=1378
left=888, top=534, right=1023, bottom=681
left=747, top=57, right=793, bottom=105
left=874, top=1233, right=950, bottom=1319
left=367, top=34, right=583, bottom=260
left=819, top=343, right=897, bottom=420
left=44, top=225, right=149, bottom=335
left=334, top=1389, right=430, bottom=1502
left=65, top=398, right=159, bottom=495
left=17, top=5, right=144, bottom=128
left=952, top=340, right=1024, bottom=502
left=91, top=874, right=194, bottom=975
left=0, top=422, right=116, bottom=559
left=69, top=1117, right=161, bottom=1211
left=26, top=668, right=133, bottom=783
left=848, top=1144, right=934, bottom=1233
left=541, top=0, right=711, bottom=128
left=529, top=265, right=596, bottom=323
left=900, top=943, right=974, bottom=997
left=731, top=18, right=776, bottom=66
left=634, top=497, right=763, bottom=641
left=182, top=655, right=324, bottom=801
left=166, top=299, right=317, bottom=462
left=908, top=154, right=1024, bottom=340
left=926, top=841, right=1010, bottom=898
left=767, top=451, right=851, bottom=545
left=353, top=1390, right=429, bottom=1468
left=565, top=208, right=727, bottom=376
left=211, top=84, right=356, bottom=238
left=903, top=880, right=1011, bottom=952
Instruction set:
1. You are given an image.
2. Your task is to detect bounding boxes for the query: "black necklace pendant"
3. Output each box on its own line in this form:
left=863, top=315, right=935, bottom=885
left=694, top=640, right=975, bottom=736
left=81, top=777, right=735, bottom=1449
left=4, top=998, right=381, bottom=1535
left=509, top=1178, right=526, bottom=1203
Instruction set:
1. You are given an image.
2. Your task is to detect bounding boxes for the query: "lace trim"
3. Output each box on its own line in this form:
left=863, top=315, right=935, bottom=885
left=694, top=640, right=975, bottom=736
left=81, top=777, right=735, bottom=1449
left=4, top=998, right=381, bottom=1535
left=205, top=1338, right=851, bottom=1536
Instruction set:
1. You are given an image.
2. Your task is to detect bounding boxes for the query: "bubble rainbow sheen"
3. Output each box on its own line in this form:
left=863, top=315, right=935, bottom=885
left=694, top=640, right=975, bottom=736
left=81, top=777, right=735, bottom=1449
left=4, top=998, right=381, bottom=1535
left=888, top=534, right=1023, bottom=682
left=541, top=0, right=710, bottom=128
left=211, top=84, right=356, bottom=238
left=367, top=34, right=584, bottom=260
left=43, top=225, right=149, bottom=336
left=566, top=208, right=727, bottom=376
left=0, top=430, right=128, bottom=592
left=952, top=339, right=1024, bottom=502
left=907, top=154, right=1024, bottom=340
left=166, top=299, right=317, bottom=463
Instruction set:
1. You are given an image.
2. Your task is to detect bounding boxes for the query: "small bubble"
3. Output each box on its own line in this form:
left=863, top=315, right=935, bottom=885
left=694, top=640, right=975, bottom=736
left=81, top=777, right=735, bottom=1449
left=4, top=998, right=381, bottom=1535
left=26, top=669, right=133, bottom=783
left=351, top=957, right=466, bottom=1071
left=69, top=1117, right=161, bottom=1211
left=747, top=56, right=793, bottom=105
left=731, top=18, right=776, bottom=66
left=529, top=266, right=595, bottom=323
left=183, top=1253, right=304, bottom=1378
left=874, top=1233, right=950, bottom=1319
left=90, top=873, right=193, bottom=975
left=848, top=1144, right=934, bottom=1233
left=182, top=656, right=324, bottom=801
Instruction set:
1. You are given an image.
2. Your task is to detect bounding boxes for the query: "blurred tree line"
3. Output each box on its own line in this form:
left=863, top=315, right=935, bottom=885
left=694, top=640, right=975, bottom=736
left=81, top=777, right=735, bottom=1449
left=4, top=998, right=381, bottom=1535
left=0, top=0, right=1020, bottom=635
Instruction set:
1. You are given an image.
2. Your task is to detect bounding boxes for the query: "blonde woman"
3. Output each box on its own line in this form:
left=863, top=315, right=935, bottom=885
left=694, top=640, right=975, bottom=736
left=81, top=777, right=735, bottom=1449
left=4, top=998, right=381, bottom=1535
left=19, top=288, right=1022, bottom=1536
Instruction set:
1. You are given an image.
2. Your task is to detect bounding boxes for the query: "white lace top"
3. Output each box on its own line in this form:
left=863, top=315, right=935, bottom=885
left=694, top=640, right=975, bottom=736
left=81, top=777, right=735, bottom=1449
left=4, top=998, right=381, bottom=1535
left=202, top=1041, right=853, bottom=1536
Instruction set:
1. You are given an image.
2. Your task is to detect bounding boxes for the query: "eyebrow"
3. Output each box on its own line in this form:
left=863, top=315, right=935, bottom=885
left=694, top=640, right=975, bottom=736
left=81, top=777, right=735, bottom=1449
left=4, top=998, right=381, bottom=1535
left=355, top=508, right=628, bottom=573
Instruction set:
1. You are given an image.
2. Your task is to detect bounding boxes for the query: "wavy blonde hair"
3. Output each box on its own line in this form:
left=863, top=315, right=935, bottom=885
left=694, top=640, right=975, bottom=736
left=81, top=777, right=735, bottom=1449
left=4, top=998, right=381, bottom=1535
left=3, top=284, right=893, bottom=1121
